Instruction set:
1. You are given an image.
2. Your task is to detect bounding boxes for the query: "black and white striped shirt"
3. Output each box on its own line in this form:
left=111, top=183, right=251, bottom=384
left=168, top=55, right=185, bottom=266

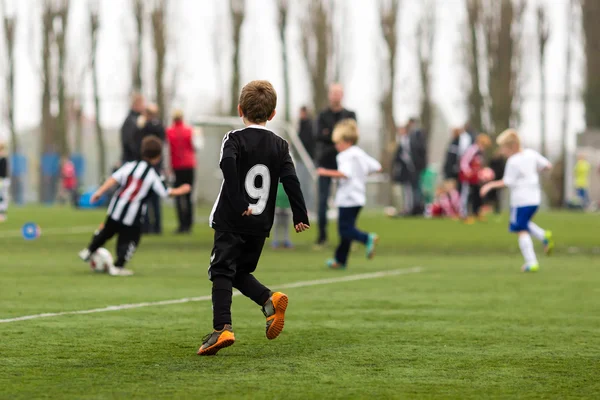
left=107, top=161, right=169, bottom=226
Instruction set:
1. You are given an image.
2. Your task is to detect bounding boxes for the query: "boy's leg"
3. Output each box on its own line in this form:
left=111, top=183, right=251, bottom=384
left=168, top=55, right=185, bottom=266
left=333, top=207, right=362, bottom=266
left=185, top=169, right=195, bottom=231
left=114, top=224, right=142, bottom=268
left=87, top=219, right=118, bottom=254
left=510, top=206, right=540, bottom=271
left=208, top=231, right=241, bottom=330
left=518, top=232, right=538, bottom=269
left=527, top=221, right=546, bottom=242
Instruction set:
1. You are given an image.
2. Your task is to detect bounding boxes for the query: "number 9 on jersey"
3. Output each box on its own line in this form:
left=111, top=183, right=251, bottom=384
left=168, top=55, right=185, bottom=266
left=245, top=164, right=271, bottom=215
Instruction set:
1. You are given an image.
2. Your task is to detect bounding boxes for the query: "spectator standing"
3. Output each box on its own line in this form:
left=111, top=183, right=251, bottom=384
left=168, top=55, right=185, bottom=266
left=120, top=93, right=145, bottom=163
left=315, top=83, right=356, bottom=247
left=487, top=149, right=506, bottom=214
left=443, top=128, right=463, bottom=180
left=574, top=153, right=591, bottom=209
left=296, top=106, right=315, bottom=213
left=391, top=127, right=418, bottom=215
left=405, top=118, right=427, bottom=214
left=138, top=103, right=166, bottom=234
left=58, top=156, right=78, bottom=207
left=0, top=142, right=8, bottom=222
left=166, top=109, right=197, bottom=234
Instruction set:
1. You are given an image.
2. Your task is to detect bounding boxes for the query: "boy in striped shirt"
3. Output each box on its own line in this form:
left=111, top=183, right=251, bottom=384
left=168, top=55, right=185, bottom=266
left=78, top=136, right=191, bottom=276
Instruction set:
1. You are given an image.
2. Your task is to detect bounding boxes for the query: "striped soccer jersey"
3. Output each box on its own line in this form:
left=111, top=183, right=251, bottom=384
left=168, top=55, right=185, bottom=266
left=107, top=161, right=169, bottom=226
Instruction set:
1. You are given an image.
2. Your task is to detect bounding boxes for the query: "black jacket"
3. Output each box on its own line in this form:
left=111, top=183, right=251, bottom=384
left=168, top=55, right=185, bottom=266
left=120, top=110, right=141, bottom=163
left=0, top=156, right=7, bottom=178
left=298, top=118, right=315, bottom=159
left=315, top=108, right=356, bottom=169
left=139, top=119, right=166, bottom=167
left=443, top=136, right=460, bottom=179
left=408, top=129, right=427, bottom=173
left=489, top=156, right=506, bottom=180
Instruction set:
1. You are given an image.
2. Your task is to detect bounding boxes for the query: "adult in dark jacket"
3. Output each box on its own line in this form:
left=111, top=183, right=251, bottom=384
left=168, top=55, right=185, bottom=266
left=298, top=106, right=315, bottom=159
left=120, top=93, right=145, bottom=163
left=487, top=150, right=506, bottom=214
left=315, top=84, right=357, bottom=246
left=138, top=103, right=166, bottom=234
left=443, top=128, right=462, bottom=180
left=392, top=127, right=418, bottom=215
left=405, top=118, right=427, bottom=214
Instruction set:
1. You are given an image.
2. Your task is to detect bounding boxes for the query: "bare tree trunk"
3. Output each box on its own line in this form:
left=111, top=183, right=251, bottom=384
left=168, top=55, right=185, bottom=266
left=54, top=0, right=70, bottom=158
left=465, top=0, right=484, bottom=132
left=581, top=0, right=600, bottom=128
left=277, top=0, right=291, bottom=122
left=151, top=0, right=167, bottom=122
left=301, top=0, right=332, bottom=113
left=90, top=5, right=106, bottom=182
left=378, top=0, right=400, bottom=177
left=1, top=1, right=18, bottom=200
left=561, top=0, right=575, bottom=205
left=40, top=1, right=55, bottom=202
left=537, top=5, right=549, bottom=157
left=417, top=2, right=435, bottom=138
left=229, top=0, right=245, bottom=116
left=132, top=0, right=144, bottom=92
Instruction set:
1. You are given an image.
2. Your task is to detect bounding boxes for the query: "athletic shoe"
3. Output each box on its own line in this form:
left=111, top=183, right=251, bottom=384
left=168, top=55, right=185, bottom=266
left=108, top=265, right=134, bottom=277
left=78, top=248, right=91, bottom=262
left=522, top=264, right=540, bottom=273
left=366, top=233, right=379, bottom=260
left=197, top=324, right=236, bottom=356
left=326, top=259, right=346, bottom=270
left=543, top=231, right=554, bottom=256
left=262, top=292, right=288, bottom=340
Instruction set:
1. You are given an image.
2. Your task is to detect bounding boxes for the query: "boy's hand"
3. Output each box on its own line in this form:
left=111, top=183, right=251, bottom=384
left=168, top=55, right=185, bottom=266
left=91, top=192, right=101, bottom=203
left=294, top=223, right=310, bottom=233
left=480, top=184, right=491, bottom=198
left=242, top=207, right=253, bottom=217
left=317, top=167, right=327, bottom=176
left=179, top=184, right=191, bottom=194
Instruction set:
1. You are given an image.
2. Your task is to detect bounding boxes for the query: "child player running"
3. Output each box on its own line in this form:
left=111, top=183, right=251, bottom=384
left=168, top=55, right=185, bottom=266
left=317, top=119, right=382, bottom=269
left=480, top=129, right=555, bottom=272
left=198, top=80, right=310, bottom=356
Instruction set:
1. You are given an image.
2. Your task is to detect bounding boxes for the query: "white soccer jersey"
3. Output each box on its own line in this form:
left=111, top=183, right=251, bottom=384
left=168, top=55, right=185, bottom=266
left=107, top=161, right=169, bottom=226
left=335, top=146, right=381, bottom=208
left=502, top=149, right=551, bottom=208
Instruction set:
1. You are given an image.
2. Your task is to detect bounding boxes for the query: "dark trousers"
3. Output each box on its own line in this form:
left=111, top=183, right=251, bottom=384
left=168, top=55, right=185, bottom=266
left=174, top=168, right=195, bottom=232
left=317, top=176, right=333, bottom=243
left=87, top=218, right=141, bottom=267
left=143, top=192, right=162, bottom=234
left=209, top=231, right=271, bottom=330
left=335, top=207, right=369, bottom=266
left=486, top=189, right=502, bottom=214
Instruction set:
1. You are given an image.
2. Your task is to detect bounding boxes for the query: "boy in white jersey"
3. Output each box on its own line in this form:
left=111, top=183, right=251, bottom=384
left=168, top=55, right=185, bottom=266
left=480, top=129, right=554, bottom=272
left=317, top=119, right=382, bottom=269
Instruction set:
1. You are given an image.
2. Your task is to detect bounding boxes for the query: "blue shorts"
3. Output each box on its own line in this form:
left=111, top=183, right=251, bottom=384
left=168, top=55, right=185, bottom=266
left=509, top=206, right=538, bottom=232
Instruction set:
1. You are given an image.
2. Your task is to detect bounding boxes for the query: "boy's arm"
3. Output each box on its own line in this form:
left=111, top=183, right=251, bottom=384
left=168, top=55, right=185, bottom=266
left=91, top=177, right=118, bottom=203
left=317, top=168, right=346, bottom=178
left=280, top=145, right=310, bottom=231
left=480, top=179, right=506, bottom=197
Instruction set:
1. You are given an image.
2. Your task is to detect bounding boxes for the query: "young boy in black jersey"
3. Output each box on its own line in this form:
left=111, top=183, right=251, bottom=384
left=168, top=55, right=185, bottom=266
left=198, top=80, right=310, bottom=356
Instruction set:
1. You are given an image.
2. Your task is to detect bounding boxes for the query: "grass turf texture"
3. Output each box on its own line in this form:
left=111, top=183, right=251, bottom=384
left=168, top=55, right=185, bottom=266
left=1, top=206, right=599, bottom=399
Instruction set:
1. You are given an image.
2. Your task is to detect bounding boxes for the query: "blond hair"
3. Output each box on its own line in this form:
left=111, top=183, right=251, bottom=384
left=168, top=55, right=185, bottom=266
left=476, top=133, right=492, bottom=149
left=332, top=119, right=359, bottom=145
left=496, top=129, right=521, bottom=149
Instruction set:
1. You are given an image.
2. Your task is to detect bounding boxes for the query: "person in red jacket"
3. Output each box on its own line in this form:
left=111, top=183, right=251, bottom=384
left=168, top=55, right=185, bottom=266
left=459, top=133, right=491, bottom=223
left=166, top=110, right=197, bottom=233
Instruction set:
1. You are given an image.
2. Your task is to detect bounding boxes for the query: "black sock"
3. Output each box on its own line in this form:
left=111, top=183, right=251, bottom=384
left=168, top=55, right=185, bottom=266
left=212, top=276, right=233, bottom=331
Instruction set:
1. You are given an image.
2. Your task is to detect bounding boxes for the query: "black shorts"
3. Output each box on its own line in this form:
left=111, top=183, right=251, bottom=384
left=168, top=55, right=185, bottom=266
left=208, top=231, right=266, bottom=281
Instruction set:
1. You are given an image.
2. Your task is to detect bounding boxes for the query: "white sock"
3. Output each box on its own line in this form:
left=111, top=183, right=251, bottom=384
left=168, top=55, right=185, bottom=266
left=518, top=234, right=538, bottom=266
left=528, top=222, right=546, bottom=242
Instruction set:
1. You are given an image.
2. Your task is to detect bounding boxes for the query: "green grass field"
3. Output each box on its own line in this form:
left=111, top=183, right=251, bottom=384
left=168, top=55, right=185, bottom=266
left=1, top=206, right=600, bottom=399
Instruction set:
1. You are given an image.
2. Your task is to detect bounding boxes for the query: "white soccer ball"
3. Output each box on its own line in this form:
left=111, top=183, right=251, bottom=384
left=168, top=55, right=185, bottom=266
left=90, top=248, right=113, bottom=273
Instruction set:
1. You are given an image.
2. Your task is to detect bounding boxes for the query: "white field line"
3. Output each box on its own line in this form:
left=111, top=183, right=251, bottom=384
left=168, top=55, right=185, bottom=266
left=0, top=267, right=423, bottom=324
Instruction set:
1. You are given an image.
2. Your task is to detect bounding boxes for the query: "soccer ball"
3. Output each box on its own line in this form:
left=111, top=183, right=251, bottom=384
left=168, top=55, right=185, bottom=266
left=478, top=167, right=495, bottom=183
left=90, top=248, right=113, bottom=273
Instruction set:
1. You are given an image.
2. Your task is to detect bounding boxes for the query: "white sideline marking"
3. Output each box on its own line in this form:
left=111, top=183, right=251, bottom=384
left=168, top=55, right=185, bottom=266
left=0, top=267, right=423, bottom=324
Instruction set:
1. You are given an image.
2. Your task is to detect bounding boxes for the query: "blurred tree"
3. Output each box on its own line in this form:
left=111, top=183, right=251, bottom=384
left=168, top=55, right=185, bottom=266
left=536, top=4, right=549, bottom=157
left=151, top=0, right=167, bottom=122
left=378, top=0, right=401, bottom=175
left=560, top=0, right=575, bottom=205
left=416, top=1, right=435, bottom=138
left=301, top=0, right=333, bottom=113
left=581, top=0, right=600, bottom=128
left=131, top=0, right=144, bottom=92
left=54, top=0, right=70, bottom=159
left=229, top=0, right=245, bottom=116
left=276, top=0, right=290, bottom=122
left=1, top=0, right=19, bottom=200
left=464, top=0, right=524, bottom=136
left=89, top=0, right=106, bottom=182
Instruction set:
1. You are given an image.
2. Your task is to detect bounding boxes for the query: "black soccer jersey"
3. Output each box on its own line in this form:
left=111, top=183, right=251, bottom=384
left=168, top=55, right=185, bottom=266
left=210, top=125, right=300, bottom=236
left=107, top=160, right=169, bottom=226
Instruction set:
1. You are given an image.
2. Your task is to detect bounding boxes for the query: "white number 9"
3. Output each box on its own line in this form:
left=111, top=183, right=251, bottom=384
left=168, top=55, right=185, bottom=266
left=244, top=164, right=271, bottom=215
